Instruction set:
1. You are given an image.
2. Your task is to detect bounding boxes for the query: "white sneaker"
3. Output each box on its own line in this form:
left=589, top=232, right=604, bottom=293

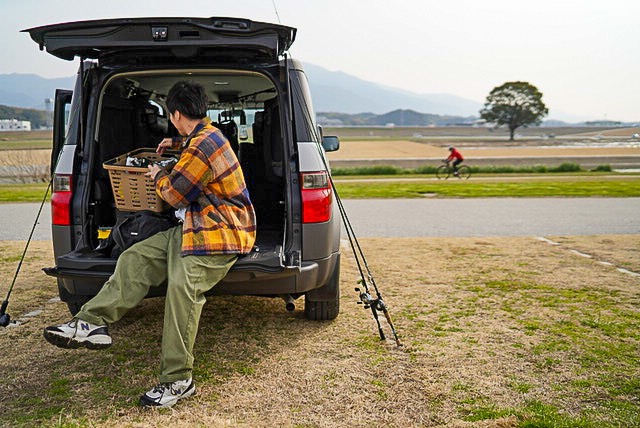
left=140, top=378, right=195, bottom=408
left=43, top=319, right=112, bottom=350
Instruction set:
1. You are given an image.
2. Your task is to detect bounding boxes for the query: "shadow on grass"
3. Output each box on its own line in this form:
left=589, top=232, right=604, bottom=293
left=0, top=293, right=326, bottom=426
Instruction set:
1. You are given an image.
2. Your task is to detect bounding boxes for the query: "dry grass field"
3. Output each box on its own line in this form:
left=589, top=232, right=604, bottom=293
left=323, top=126, right=640, bottom=141
left=325, top=140, right=640, bottom=161
left=0, top=235, right=638, bottom=427
left=2, top=144, right=638, bottom=165
left=323, top=126, right=640, bottom=164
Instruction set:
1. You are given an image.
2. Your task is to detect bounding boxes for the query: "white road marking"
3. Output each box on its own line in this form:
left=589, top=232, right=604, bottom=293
left=536, top=237, right=640, bottom=279
left=535, top=237, right=560, bottom=245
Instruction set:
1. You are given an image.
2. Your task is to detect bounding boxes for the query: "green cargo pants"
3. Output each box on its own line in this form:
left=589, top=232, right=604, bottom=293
left=76, top=225, right=237, bottom=383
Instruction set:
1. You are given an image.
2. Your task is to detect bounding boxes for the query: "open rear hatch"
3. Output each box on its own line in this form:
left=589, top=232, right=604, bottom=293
left=24, top=17, right=296, bottom=62
left=31, top=17, right=300, bottom=292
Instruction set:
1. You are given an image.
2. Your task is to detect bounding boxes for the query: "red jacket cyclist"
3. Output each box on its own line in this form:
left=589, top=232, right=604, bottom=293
left=446, top=146, right=464, bottom=175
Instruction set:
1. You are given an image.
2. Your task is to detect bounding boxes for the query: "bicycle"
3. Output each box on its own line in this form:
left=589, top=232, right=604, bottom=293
left=436, top=160, right=471, bottom=180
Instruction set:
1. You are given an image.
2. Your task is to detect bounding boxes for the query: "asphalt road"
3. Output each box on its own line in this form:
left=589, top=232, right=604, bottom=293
left=1, top=198, right=638, bottom=241
left=339, top=198, right=640, bottom=237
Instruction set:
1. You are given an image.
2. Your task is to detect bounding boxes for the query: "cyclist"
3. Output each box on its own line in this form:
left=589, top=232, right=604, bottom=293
left=446, top=146, right=464, bottom=176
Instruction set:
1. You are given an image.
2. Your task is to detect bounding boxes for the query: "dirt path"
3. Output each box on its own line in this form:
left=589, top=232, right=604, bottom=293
left=327, top=140, right=640, bottom=160
left=2, top=144, right=639, bottom=165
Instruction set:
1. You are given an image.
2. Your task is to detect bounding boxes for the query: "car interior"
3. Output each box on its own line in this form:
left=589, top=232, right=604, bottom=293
left=88, top=70, right=287, bottom=255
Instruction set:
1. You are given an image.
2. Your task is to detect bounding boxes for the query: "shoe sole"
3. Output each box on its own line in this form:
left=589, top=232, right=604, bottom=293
left=140, top=384, right=196, bottom=408
left=43, top=329, right=112, bottom=350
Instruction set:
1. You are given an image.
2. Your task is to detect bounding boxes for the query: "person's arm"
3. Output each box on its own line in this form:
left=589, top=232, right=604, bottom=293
left=153, top=145, right=210, bottom=209
left=156, top=137, right=185, bottom=154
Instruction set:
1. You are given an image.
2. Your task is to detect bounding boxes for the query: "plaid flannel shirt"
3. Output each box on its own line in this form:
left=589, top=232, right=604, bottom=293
left=154, top=117, right=256, bottom=256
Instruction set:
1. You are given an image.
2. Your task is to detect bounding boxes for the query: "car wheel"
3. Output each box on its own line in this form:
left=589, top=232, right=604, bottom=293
left=304, top=256, right=340, bottom=321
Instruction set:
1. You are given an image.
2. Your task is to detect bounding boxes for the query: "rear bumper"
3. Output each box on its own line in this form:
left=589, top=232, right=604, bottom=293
left=44, top=251, right=340, bottom=300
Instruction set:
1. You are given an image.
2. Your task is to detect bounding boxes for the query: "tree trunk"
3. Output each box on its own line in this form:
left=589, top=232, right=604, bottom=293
left=509, top=126, right=516, bottom=141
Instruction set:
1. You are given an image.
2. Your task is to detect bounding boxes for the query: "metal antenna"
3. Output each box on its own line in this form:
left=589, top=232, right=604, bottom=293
left=271, top=0, right=282, bottom=24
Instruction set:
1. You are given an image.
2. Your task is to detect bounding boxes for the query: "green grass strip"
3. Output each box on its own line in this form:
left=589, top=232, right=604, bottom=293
left=334, top=179, right=640, bottom=198
left=1, top=177, right=639, bottom=203
left=0, top=140, right=52, bottom=150
left=0, top=183, right=50, bottom=203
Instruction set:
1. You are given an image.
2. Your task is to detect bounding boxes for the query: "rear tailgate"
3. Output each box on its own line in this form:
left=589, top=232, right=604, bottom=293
left=24, top=17, right=296, bottom=61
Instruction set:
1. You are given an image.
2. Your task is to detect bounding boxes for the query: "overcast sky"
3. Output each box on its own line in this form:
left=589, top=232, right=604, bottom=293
left=2, top=0, right=638, bottom=121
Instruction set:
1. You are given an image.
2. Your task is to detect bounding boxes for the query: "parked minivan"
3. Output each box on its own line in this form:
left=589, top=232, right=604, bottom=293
left=25, top=17, right=341, bottom=320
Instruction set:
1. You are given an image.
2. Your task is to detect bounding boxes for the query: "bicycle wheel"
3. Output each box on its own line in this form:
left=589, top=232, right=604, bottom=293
left=436, top=165, right=450, bottom=180
left=456, top=165, right=471, bottom=179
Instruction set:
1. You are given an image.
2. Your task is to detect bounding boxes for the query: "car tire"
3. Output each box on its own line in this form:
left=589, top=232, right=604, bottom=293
left=304, top=257, right=340, bottom=321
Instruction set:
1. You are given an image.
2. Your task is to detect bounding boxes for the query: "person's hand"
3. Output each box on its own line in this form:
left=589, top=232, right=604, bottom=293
left=156, top=138, right=173, bottom=154
left=146, top=164, right=161, bottom=180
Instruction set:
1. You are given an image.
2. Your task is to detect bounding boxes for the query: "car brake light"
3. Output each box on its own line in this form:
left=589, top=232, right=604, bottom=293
left=301, top=171, right=332, bottom=223
left=51, top=174, right=72, bottom=226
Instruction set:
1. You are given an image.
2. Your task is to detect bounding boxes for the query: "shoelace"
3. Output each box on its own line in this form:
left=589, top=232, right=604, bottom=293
left=151, top=383, right=183, bottom=395
left=152, top=384, right=168, bottom=394
left=65, top=320, right=78, bottom=345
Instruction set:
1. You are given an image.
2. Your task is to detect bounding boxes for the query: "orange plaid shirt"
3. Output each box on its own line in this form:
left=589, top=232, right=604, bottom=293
left=154, top=118, right=256, bottom=256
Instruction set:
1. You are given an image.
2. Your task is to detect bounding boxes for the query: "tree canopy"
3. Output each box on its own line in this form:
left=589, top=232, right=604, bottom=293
left=479, top=82, right=548, bottom=140
left=0, top=105, right=50, bottom=129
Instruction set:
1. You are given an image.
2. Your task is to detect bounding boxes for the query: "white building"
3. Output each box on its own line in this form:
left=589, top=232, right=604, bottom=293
left=0, top=119, right=31, bottom=131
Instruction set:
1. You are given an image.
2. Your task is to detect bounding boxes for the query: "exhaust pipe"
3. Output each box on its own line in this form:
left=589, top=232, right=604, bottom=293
left=280, top=294, right=295, bottom=312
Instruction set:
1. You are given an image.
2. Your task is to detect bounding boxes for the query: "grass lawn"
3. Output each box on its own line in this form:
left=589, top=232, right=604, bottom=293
left=0, top=130, right=52, bottom=150
left=0, top=236, right=638, bottom=426
left=0, top=183, right=51, bottom=203
left=2, top=175, right=640, bottom=203
left=334, top=176, right=640, bottom=198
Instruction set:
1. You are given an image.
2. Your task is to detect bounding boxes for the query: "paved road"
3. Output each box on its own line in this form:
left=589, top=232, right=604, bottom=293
left=340, top=198, right=640, bottom=237
left=1, top=198, right=638, bottom=241
left=0, top=203, right=53, bottom=241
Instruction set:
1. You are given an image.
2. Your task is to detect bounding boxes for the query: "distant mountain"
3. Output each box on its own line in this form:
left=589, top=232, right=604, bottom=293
left=303, top=63, right=483, bottom=116
left=0, top=73, right=75, bottom=110
left=302, top=64, right=603, bottom=123
left=0, top=65, right=482, bottom=116
left=0, top=68, right=605, bottom=123
left=318, top=109, right=474, bottom=127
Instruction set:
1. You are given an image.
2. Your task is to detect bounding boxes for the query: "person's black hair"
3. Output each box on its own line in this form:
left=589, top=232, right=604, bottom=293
left=166, top=81, right=208, bottom=119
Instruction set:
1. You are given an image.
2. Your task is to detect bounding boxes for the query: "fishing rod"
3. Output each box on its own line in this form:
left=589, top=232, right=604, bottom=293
left=331, top=180, right=403, bottom=347
left=291, top=79, right=402, bottom=346
left=0, top=179, right=52, bottom=327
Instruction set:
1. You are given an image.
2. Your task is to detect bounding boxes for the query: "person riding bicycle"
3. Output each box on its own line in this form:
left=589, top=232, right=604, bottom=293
left=446, top=146, right=464, bottom=176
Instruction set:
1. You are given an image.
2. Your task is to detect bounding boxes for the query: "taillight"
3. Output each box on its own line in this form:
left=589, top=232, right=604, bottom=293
left=51, top=174, right=72, bottom=226
left=301, top=171, right=332, bottom=223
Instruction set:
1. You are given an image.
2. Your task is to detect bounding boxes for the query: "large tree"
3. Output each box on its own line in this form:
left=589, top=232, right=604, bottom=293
left=480, top=81, right=548, bottom=140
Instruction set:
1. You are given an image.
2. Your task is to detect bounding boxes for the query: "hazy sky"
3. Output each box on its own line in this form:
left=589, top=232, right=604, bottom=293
left=2, top=0, right=638, bottom=121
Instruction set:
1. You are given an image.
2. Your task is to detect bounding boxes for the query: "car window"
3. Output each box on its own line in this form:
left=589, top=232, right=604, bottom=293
left=290, top=70, right=318, bottom=143
left=207, top=108, right=261, bottom=143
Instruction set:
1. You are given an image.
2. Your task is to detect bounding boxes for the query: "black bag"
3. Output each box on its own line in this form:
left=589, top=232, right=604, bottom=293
left=98, top=211, right=178, bottom=258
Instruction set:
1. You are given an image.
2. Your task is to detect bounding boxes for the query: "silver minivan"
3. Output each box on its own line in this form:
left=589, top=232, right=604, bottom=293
left=25, top=17, right=341, bottom=320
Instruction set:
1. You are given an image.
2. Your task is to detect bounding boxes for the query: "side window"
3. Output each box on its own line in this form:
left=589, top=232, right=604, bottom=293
left=207, top=108, right=261, bottom=143
left=145, top=99, right=168, bottom=135
left=290, top=70, right=318, bottom=143
left=52, top=89, right=73, bottom=174
left=148, top=100, right=164, bottom=116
